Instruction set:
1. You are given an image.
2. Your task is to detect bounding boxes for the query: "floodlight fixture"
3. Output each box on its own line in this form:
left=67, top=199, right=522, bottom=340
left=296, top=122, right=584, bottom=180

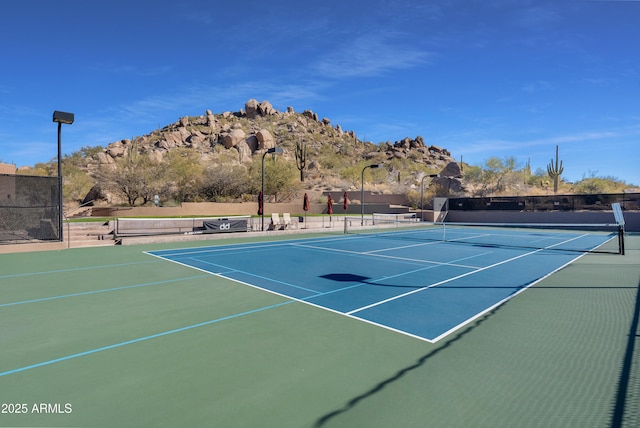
left=53, top=111, right=74, bottom=124
left=53, top=110, right=74, bottom=242
left=361, top=164, right=382, bottom=225
left=267, top=147, right=284, bottom=155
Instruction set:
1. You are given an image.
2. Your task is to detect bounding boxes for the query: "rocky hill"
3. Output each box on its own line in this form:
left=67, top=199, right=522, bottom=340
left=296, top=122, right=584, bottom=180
left=84, top=99, right=463, bottom=203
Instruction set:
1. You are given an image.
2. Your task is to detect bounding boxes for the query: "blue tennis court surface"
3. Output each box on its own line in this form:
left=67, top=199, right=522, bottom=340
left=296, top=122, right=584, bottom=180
left=147, top=227, right=615, bottom=342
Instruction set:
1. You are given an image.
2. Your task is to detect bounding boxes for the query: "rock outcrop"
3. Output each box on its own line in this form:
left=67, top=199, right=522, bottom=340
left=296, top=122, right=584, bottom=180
left=91, top=98, right=461, bottom=197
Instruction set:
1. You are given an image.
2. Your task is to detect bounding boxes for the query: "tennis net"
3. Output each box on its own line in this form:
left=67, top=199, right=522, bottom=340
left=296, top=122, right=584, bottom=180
left=343, top=217, right=625, bottom=254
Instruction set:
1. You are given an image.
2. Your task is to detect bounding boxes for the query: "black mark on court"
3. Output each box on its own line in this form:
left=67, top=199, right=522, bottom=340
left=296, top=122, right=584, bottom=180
left=320, top=273, right=371, bottom=283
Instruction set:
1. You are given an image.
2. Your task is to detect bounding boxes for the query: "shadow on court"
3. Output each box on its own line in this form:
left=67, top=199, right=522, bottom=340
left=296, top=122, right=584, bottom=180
left=610, top=276, right=640, bottom=428
left=314, top=270, right=640, bottom=427
left=313, top=294, right=510, bottom=427
left=319, top=273, right=422, bottom=289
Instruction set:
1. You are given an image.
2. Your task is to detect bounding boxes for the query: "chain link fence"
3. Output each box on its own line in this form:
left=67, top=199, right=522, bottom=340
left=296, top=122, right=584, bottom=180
left=0, top=173, right=60, bottom=243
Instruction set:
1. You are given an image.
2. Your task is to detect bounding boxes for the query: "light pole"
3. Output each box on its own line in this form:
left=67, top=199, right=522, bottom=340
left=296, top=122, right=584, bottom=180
left=361, top=164, right=380, bottom=225
left=53, top=111, right=74, bottom=242
left=420, top=174, right=440, bottom=221
left=261, top=147, right=284, bottom=231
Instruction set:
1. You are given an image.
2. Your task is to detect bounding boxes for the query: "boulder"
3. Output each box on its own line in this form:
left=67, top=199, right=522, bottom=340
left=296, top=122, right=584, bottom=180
left=206, top=109, right=216, bottom=127
left=106, top=140, right=127, bottom=158
left=303, top=110, right=318, bottom=121
left=156, top=140, right=170, bottom=150
left=149, top=151, right=164, bottom=163
left=236, top=141, right=253, bottom=162
left=245, top=99, right=259, bottom=118
left=258, top=100, right=276, bottom=115
left=245, top=135, right=259, bottom=153
left=256, top=129, right=275, bottom=150
left=222, top=128, right=246, bottom=149
left=439, top=161, right=462, bottom=178
left=187, top=133, right=206, bottom=148
left=95, top=152, right=114, bottom=164
left=81, top=185, right=106, bottom=206
left=165, top=131, right=184, bottom=147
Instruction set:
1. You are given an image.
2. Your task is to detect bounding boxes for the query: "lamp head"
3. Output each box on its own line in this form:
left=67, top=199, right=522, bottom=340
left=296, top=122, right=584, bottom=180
left=53, top=111, right=74, bottom=124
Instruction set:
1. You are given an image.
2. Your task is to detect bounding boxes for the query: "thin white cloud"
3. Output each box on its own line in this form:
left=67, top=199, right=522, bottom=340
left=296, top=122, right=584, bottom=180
left=523, top=80, right=553, bottom=93
left=313, top=33, right=433, bottom=79
left=2, top=140, right=57, bottom=165
left=84, top=62, right=174, bottom=78
left=452, top=129, right=623, bottom=156
left=82, top=79, right=331, bottom=147
left=514, top=4, right=562, bottom=29
left=112, top=64, right=174, bottom=77
left=578, top=77, right=618, bottom=87
left=183, top=12, right=214, bottom=25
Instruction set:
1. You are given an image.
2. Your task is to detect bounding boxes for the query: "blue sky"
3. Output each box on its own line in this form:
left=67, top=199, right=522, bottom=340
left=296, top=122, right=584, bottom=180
left=1, top=0, right=639, bottom=186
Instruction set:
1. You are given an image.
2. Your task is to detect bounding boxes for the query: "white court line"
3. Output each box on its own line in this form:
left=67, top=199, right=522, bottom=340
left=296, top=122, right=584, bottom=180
left=346, top=233, right=590, bottom=316
left=147, top=231, right=599, bottom=343
left=291, top=242, right=483, bottom=270
left=363, top=239, right=447, bottom=253
left=147, top=234, right=366, bottom=258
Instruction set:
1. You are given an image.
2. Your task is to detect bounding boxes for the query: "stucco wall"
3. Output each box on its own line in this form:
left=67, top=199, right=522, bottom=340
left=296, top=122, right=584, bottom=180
left=91, top=201, right=407, bottom=218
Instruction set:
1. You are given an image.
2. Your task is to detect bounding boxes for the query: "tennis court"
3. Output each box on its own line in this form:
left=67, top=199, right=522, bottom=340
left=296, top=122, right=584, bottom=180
left=1, top=223, right=639, bottom=427
left=148, top=223, right=620, bottom=343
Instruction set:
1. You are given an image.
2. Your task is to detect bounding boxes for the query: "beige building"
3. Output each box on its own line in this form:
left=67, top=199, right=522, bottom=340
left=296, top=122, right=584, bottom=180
left=0, top=162, right=16, bottom=175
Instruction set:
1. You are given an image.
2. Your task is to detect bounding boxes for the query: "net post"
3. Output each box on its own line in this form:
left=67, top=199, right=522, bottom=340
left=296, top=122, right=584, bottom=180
left=344, top=216, right=348, bottom=234
left=612, top=203, right=626, bottom=255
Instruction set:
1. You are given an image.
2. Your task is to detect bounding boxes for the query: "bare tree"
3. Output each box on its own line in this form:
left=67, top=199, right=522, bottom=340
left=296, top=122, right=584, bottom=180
left=96, top=146, right=167, bottom=206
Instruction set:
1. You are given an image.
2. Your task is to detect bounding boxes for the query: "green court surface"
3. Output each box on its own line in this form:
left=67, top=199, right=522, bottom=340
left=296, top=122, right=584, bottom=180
left=1, top=232, right=638, bottom=428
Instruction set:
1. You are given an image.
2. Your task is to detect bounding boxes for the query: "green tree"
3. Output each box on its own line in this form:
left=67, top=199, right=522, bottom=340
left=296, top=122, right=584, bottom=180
left=200, top=164, right=251, bottom=201
left=63, top=164, right=94, bottom=203
left=20, top=161, right=56, bottom=177
left=463, top=157, right=522, bottom=196
left=248, top=157, right=298, bottom=202
left=97, top=148, right=167, bottom=206
left=572, top=172, right=629, bottom=194
left=164, top=148, right=205, bottom=203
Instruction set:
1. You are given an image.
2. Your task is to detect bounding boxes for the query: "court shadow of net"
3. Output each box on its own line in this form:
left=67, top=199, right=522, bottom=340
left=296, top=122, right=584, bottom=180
left=320, top=273, right=427, bottom=289
left=320, top=273, right=371, bottom=283
left=320, top=273, right=537, bottom=291
left=313, top=295, right=510, bottom=427
left=610, top=276, right=640, bottom=428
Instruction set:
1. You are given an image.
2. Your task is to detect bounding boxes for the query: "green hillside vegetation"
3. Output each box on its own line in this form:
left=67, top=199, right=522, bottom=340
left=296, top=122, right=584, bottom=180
left=15, top=103, right=638, bottom=208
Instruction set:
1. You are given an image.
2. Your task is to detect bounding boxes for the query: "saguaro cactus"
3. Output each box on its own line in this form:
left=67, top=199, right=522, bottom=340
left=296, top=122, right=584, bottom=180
left=295, top=140, right=308, bottom=182
left=547, top=145, right=564, bottom=193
